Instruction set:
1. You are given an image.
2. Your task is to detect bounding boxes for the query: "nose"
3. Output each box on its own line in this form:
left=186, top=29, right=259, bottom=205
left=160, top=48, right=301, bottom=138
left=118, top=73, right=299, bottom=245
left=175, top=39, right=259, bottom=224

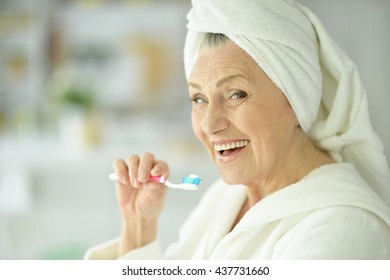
left=202, top=103, right=229, bottom=135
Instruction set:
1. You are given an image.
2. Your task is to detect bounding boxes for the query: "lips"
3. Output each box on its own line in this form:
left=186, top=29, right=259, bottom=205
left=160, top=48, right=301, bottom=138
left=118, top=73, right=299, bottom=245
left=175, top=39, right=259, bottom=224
left=213, top=140, right=249, bottom=162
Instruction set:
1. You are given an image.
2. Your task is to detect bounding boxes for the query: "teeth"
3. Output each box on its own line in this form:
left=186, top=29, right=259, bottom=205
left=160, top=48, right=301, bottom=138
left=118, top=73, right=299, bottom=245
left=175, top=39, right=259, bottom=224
left=214, top=140, right=249, bottom=151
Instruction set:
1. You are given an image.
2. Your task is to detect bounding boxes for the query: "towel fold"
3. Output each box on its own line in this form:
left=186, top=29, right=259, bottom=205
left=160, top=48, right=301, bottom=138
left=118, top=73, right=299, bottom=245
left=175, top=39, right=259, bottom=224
left=184, top=0, right=390, bottom=205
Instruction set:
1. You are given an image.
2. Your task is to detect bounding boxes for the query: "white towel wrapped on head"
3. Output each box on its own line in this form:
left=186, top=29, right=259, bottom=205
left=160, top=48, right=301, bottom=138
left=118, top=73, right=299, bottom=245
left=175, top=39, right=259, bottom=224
left=184, top=0, right=390, bottom=205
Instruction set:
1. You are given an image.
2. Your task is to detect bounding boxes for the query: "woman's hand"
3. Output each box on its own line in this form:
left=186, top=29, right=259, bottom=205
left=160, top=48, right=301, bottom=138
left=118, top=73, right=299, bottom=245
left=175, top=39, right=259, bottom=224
left=112, top=152, right=168, bottom=256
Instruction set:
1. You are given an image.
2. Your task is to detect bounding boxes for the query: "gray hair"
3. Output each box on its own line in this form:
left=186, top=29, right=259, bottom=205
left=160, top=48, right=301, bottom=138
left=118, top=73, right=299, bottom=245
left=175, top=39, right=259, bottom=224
left=200, top=33, right=231, bottom=50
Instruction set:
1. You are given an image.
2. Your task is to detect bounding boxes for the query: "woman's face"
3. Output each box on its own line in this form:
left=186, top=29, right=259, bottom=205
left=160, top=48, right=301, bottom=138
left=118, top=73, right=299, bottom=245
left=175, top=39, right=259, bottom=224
left=188, top=42, right=299, bottom=187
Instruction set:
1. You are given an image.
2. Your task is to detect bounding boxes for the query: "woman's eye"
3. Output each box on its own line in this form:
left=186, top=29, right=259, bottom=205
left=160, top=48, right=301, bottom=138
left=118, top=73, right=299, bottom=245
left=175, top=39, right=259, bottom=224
left=230, top=91, right=248, bottom=100
left=190, top=96, right=207, bottom=104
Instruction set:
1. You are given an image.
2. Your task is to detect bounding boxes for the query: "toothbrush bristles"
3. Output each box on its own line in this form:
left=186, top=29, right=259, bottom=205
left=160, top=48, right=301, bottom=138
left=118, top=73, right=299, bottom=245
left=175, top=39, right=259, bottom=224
left=181, top=175, right=202, bottom=186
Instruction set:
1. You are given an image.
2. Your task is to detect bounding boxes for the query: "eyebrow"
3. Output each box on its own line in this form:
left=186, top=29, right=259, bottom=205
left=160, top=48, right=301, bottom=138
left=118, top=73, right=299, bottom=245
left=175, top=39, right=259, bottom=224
left=188, top=74, right=247, bottom=90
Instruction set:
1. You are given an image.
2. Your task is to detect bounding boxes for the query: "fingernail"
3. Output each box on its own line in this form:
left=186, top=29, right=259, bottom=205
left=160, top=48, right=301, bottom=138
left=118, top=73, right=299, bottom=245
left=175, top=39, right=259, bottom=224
left=152, top=166, right=161, bottom=174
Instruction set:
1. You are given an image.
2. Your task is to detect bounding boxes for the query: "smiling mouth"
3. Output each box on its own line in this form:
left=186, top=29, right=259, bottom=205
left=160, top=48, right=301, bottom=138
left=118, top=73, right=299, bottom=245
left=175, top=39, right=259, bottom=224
left=214, top=140, right=249, bottom=156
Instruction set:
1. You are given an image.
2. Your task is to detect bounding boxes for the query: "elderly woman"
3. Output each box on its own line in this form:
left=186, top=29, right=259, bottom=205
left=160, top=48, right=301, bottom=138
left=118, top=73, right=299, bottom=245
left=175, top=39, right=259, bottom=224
left=85, top=0, right=390, bottom=259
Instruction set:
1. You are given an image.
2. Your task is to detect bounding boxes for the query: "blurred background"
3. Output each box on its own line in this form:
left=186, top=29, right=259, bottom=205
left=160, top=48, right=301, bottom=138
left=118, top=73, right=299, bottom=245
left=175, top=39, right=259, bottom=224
left=0, top=0, right=389, bottom=259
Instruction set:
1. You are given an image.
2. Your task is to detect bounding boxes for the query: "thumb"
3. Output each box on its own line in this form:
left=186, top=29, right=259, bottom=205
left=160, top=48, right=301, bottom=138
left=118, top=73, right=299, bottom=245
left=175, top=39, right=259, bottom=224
left=150, top=161, right=169, bottom=178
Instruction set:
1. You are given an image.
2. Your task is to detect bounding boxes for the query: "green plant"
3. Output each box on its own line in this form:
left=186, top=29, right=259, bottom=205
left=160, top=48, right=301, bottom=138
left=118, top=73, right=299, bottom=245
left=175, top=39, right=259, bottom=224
left=60, top=86, right=95, bottom=111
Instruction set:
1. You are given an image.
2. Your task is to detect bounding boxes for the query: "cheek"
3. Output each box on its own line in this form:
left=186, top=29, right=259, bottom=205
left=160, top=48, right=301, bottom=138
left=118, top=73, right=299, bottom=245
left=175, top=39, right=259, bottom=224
left=272, top=105, right=297, bottom=134
left=237, top=108, right=265, bottom=135
left=260, top=108, right=297, bottom=151
left=239, top=105, right=294, bottom=145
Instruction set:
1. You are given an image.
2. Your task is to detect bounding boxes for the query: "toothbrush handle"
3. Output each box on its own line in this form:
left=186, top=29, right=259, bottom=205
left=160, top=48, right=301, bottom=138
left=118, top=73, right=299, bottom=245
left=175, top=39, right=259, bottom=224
left=149, top=176, right=166, bottom=184
left=108, top=173, right=167, bottom=184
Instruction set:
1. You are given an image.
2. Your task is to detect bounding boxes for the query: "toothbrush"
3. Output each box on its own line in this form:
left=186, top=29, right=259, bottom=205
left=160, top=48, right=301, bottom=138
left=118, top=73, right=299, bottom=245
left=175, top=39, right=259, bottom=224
left=108, top=173, right=201, bottom=191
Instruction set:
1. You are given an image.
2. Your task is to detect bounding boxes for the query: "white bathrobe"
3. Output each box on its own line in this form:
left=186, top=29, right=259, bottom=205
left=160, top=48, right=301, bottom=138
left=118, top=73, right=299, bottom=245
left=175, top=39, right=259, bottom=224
left=84, top=163, right=390, bottom=260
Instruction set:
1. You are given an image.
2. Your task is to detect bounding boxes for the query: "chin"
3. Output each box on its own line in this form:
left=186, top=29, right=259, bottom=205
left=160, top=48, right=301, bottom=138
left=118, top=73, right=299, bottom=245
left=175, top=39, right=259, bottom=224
left=219, top=170, right=244, bottom=186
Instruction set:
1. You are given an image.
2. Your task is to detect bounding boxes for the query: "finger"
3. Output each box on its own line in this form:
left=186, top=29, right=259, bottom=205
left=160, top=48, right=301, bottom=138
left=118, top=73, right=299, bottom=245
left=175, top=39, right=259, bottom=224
left=147, top=161, right=169, bottom=191
left=150, top=160, right=170, bottom=178
left=113, top=159, right=130, bottom=185
left=138, top=152, right=155, bottom=183
left=127, top=154, right=141, bottom=188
